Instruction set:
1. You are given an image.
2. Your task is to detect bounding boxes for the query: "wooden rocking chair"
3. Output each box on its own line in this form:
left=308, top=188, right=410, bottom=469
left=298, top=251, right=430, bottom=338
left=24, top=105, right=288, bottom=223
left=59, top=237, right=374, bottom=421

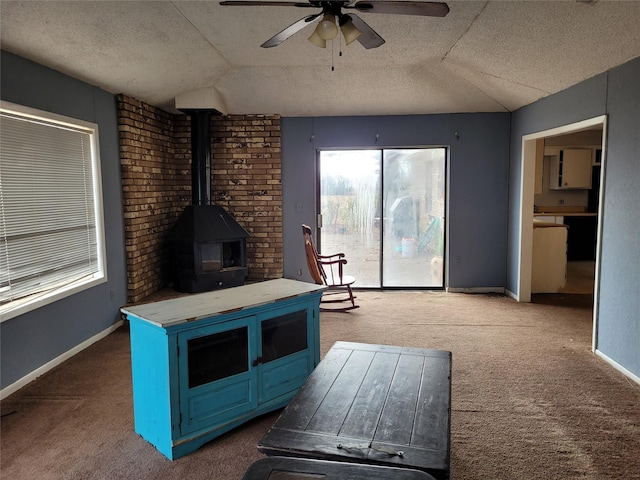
left=302, top=224, right=359, bottom=312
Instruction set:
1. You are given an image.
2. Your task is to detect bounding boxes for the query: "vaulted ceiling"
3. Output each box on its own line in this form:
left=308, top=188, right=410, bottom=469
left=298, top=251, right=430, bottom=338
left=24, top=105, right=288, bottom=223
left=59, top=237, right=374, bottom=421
left=2, top=1, right=640, bottom=116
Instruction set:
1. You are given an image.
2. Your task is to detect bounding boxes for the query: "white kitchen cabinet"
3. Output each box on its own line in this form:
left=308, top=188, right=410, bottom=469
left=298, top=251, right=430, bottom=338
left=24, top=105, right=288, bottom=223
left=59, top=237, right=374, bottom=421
left=532, top=221, right=567, bottom=293
left=549, top=149, right=593, bottom=189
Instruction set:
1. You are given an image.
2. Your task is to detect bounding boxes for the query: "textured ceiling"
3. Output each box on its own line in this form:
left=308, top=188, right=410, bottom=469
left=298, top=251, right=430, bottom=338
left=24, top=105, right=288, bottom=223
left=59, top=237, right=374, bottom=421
left=2, top=0, right=640, bottom=116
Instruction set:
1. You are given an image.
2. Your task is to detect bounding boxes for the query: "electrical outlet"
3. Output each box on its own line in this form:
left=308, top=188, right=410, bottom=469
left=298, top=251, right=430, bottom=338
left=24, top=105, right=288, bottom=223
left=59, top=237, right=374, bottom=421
left=297, top=269, right=302, bottom=276
left=558, top=199, right=565, bottom=205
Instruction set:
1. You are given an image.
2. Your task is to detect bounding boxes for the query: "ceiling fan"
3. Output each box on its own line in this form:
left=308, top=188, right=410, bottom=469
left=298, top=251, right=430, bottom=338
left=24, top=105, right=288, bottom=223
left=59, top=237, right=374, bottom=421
left=219, top=1, right=449, bottom=49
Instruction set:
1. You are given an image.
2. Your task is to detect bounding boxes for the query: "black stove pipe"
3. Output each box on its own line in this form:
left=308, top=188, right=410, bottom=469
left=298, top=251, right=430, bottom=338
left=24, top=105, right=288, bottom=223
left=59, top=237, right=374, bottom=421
left=189, top=110, right=212, bottom=206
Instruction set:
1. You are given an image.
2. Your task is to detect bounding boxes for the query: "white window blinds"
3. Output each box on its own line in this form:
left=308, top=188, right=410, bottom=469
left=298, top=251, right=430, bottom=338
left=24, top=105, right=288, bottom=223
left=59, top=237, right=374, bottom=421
left=0, top=104, right=106, bottom=320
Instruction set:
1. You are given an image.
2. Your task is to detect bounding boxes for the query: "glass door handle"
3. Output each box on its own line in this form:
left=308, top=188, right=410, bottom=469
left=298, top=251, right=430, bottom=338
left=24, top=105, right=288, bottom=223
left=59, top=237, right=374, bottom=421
left=252, top=356, right=263, bottom=367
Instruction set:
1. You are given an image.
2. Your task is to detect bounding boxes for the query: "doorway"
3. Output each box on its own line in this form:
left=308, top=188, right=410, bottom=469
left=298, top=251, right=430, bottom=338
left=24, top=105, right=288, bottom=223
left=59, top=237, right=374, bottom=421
left=318, top=148, right=446, bottom=288
left=518, top=116, right=606, bottom=349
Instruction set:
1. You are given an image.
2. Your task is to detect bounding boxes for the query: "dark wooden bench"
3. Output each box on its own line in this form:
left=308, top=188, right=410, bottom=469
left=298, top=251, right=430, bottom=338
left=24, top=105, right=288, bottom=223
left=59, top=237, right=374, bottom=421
left=258, top=341, right=452, bottom=480
left=242, top=456, right=437, bottom=480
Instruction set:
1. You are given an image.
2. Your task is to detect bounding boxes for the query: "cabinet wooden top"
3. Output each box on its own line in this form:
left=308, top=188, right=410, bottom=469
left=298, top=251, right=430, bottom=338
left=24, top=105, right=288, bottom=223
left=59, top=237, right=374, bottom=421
left=121, top=278, right=326, bottom=328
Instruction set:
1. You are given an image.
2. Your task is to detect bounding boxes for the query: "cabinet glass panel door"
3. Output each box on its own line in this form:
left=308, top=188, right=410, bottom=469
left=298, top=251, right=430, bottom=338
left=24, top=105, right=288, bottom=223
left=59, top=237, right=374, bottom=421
left=178, top=317, right=257, bottom=435
left=261, top=309, right=307, bottom=363
left=187, top=326, right=248, bottom=388
left=257, top=306, right=314, bottom=402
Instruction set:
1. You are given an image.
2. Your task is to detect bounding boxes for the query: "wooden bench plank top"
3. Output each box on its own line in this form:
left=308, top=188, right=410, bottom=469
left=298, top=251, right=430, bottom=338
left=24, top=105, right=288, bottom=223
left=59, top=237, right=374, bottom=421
left=258, top=341, right=452, bottom=480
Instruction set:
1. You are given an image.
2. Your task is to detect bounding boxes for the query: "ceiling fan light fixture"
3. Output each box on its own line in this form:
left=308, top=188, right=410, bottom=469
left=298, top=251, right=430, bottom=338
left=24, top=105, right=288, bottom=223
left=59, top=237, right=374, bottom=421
left=308, top=28, right=327, bottom=48
left=222, top=1, right=449, bottom=49
left=340, top=17, right=362, bottom=46
left=316, top=13, right=339, bottom=40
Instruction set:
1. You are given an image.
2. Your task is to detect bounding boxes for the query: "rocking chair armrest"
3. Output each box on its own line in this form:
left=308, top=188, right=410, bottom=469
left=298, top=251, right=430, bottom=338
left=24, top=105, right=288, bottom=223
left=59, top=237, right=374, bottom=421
left=317, top=252, right=346, bottom=260
left=318, top=257, right=347, bottom=282
left=317, top=257, right=348, bottom=266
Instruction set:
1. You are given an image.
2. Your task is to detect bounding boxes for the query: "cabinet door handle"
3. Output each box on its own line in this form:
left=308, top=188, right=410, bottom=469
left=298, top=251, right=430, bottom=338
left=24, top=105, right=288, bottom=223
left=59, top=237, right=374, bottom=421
left=252, top=356, right=263, bottom=367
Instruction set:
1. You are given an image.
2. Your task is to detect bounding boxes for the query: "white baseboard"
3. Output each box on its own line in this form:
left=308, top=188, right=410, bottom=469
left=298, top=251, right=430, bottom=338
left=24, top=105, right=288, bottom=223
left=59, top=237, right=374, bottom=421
left=1, top=320, right=124, bottom=400
left=594, top=349, right=640, bottom=385
left=446, top=287, right=505, bottom=294
left=505, top=289, right=518, bottom=300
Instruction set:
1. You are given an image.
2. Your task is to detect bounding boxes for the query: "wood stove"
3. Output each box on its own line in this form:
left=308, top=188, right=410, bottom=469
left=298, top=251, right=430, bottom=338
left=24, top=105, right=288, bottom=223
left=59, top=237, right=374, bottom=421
left=170, top=204, right=249, bottom=293
left=170, top=109, right=250, bottom=293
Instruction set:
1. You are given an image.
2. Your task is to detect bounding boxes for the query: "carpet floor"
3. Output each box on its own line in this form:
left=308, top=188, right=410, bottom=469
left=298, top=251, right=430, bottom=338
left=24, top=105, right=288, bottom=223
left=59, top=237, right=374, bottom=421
left=2, top=290, right=639, bottom=479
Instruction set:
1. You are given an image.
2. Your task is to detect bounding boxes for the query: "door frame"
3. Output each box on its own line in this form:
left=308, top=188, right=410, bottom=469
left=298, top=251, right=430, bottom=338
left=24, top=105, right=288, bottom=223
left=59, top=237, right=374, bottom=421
left=517, top=115, right=607, bottom=352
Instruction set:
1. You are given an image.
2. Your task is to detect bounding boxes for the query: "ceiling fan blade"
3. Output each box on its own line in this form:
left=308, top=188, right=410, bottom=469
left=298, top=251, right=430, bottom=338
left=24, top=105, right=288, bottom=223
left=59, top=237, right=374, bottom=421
left=261, top=13, right=321, bottom=48
left=351, top=1, right=449, bottom=17
left=220, top=1, right=315, bottom=6
left=347, top=14, right=385, bottom=49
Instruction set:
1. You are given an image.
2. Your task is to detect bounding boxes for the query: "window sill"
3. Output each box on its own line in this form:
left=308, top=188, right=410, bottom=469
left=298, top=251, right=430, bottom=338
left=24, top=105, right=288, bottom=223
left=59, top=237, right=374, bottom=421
left=0, top=274, right=107, bottom=322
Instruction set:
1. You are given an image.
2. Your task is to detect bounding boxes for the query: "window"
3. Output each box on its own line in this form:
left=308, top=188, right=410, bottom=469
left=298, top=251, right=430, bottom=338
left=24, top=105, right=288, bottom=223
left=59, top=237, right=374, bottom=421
left=0, top=101, right=106, bottom=321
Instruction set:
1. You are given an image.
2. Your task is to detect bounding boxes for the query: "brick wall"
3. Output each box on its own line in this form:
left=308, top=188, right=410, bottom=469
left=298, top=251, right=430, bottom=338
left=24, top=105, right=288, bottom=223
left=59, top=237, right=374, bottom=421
left=211, top=115, right=283, bottom=281
left=117, top=95, right=282, bottom=303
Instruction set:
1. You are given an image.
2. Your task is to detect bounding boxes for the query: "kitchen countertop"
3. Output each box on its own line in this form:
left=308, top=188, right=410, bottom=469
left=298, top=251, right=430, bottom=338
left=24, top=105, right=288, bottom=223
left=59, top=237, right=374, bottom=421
left=534, top=211, right=597, bottom=217
left=534, top=205, right=597, bottom=217
left=533, top=219, right=568, bottom=228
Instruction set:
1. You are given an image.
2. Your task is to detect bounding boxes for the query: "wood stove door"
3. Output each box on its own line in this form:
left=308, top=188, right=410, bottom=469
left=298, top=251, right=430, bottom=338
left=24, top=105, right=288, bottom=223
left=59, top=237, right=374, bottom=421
left=177, top=316, right=258, bottom=436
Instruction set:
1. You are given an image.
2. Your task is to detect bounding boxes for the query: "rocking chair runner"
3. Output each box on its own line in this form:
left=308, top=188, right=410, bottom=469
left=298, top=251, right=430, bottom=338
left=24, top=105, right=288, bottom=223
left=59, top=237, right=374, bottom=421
left=302, top=224, right=359, bottom=311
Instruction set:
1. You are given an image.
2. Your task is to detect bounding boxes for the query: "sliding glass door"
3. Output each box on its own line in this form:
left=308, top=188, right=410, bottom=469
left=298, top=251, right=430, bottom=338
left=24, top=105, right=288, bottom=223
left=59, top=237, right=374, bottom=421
left=319, top=148, right=445, bottom=288
left=319, top=150, right=381, bottom=287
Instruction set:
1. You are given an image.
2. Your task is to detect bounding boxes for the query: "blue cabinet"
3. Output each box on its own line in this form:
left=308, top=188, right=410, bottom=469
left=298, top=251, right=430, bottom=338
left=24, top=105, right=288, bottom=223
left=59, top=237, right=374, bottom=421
left=121, top=279, right=325, bottom=460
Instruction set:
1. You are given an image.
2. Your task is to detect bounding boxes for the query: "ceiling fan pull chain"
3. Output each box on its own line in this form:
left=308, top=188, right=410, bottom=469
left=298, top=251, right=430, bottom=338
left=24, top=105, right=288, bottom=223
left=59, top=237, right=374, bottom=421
left=331, top=39, right=335, bottom=71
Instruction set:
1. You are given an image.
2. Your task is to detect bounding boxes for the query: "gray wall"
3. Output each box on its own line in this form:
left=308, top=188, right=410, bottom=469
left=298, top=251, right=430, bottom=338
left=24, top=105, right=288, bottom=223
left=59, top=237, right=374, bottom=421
left=282, top=114, right=511, bottom=289
left=4, top=47, right=636, bottom=390
left=596, top=59, right=640, bottom=374
left=0, top=51, right=128, bottom=390
left=508, top=56, right=640, bottom=377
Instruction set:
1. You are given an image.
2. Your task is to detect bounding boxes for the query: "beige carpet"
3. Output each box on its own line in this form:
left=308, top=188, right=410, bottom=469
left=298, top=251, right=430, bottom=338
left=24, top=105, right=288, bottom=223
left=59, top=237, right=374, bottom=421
left=2, top=290, right=639, bottom=479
